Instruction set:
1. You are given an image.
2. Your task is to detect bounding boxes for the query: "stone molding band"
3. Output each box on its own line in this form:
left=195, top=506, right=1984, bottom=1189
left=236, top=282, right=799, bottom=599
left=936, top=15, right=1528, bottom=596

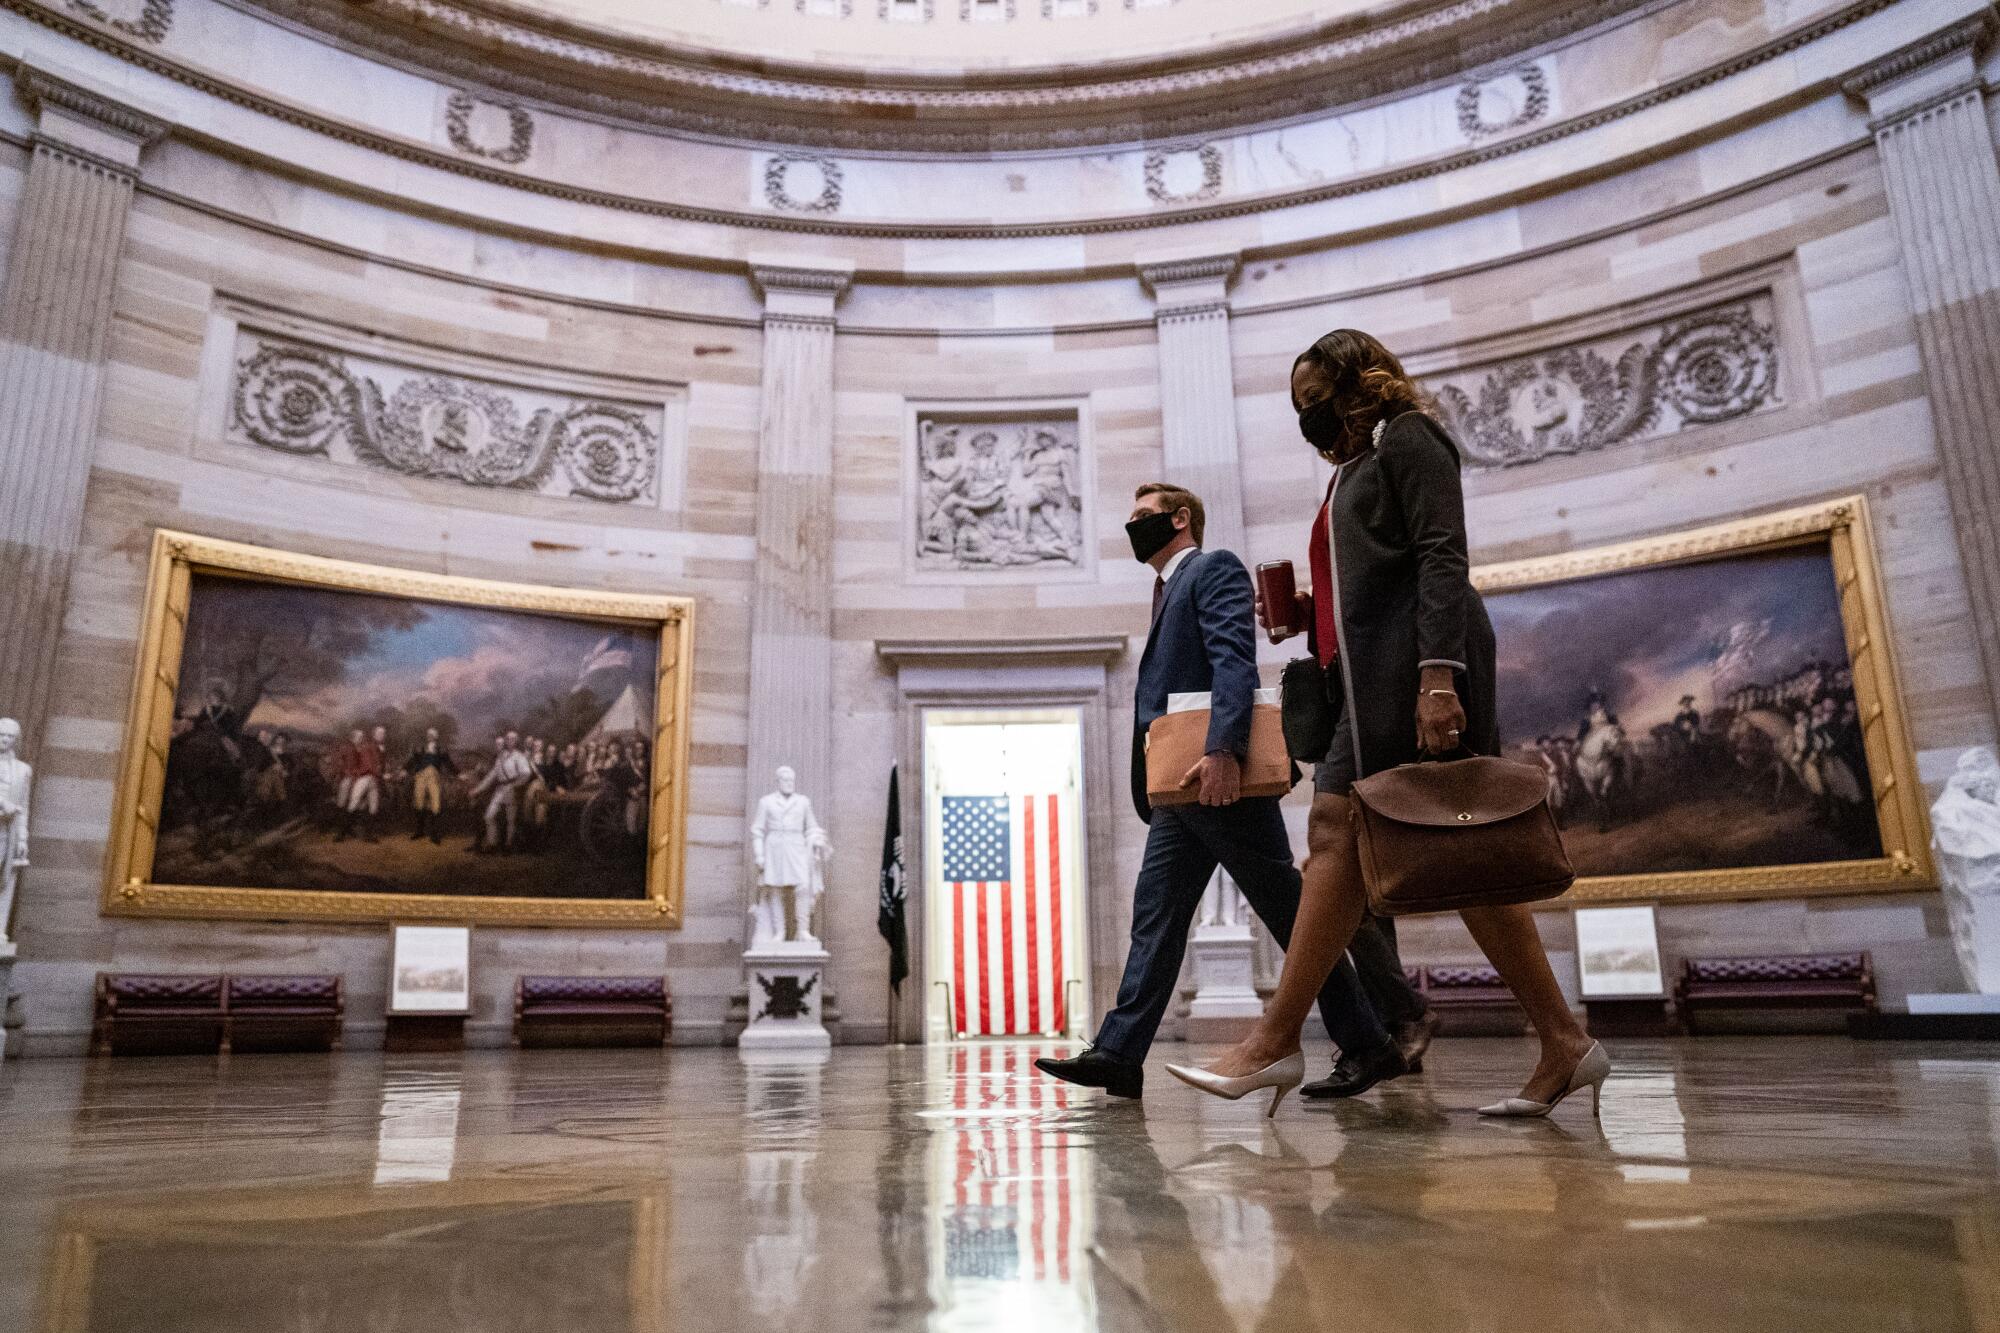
left=0, top=0, right=1901, bottom=240
left=229, top=0, right=1644, bottom=152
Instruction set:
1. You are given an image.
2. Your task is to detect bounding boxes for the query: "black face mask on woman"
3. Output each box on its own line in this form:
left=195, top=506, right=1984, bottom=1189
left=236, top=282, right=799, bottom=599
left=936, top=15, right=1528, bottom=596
left=1125, top=510, right=1182, bottom=563
left=1297, top=399, right=1352, bottom=457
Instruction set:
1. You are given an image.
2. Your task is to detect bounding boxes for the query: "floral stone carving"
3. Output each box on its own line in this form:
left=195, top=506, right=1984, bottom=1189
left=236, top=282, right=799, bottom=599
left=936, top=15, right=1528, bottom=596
left=229, top=333, right=664, bottom=504
left=917, top=417, right=1084, bottom=570
left=1429, top=296, right=1779, bottom=470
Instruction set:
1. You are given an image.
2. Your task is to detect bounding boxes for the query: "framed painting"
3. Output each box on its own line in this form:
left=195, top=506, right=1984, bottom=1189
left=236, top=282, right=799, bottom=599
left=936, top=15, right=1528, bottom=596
left=1474, top=495, right=1933, bottom=903
left=104, top=530, right=694, bottom=927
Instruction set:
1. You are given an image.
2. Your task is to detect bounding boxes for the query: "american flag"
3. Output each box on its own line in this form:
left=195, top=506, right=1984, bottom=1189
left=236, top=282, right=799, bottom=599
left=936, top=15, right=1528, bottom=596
left=934, top=1045, right=1086, bottom=1293
left=942, top=794, right=1067, bottom=1039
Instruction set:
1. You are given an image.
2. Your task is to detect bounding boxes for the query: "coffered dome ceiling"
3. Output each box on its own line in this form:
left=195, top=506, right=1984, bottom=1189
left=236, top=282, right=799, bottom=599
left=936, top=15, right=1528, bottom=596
left=254, top=0, right=1645, bottom=150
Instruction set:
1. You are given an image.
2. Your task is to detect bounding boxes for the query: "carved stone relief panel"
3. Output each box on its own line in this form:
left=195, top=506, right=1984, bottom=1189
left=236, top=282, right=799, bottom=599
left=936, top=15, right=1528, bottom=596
left=1456, top=64, right=1551, bottom=140
left=763, top=155, right=844, bottom=213
left=64, top=0, right=173, bottom=41
left=913, top=412, right=1087, bottom=573
left=1427, top=294, right=1780, bottom=471
left=443, top=91, right=534, bottom=165
left=226, top=329, right=667, bottom=504
left=1145, top=144, right=1223, bottom=205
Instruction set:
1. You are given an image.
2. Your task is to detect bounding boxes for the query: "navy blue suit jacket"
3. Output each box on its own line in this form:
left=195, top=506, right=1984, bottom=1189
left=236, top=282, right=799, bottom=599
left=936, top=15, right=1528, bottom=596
left=1130, top=548, right=1261, bottom=822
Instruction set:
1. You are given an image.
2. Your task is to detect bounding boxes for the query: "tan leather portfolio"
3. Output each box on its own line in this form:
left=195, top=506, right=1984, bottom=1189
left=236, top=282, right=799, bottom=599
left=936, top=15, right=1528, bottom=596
left=1146, top=699, right=1294, bottom=807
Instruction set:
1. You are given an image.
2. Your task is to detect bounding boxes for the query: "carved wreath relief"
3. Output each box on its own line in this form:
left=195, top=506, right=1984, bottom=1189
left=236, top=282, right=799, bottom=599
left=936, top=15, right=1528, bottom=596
left=64, top=0, right=173, bottom=41
left=230, top=333, right=663, bottom=503
left=1456, top=65, right=1550, bottom=139
left=444, top=92, right=534, bottom=165
left=1428, top=296, right=1779, bottom=471
left=916, top=417, right=1084, bottom=570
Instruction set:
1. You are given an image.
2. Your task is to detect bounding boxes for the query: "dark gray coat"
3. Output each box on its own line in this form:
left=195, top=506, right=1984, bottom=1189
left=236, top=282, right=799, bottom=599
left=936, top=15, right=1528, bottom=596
left=1313, top=411, right=1498, bottom=788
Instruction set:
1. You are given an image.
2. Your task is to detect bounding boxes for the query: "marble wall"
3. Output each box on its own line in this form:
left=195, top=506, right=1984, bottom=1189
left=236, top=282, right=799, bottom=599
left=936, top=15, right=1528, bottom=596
left=0, top=0, right=1994, bottom=1053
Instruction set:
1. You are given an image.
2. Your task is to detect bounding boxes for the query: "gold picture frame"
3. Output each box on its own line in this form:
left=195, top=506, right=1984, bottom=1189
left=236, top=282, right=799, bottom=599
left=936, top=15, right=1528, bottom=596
left=1473, top=494, right=1933, bottom=904
left=103, top=530, right=694, bottom=928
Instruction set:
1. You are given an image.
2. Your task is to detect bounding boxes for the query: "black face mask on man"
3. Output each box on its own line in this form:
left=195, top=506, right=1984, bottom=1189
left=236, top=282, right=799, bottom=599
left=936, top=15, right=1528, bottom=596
left=1125, top=509, right=1183, bottom=563
left=1297, top=399, right=1351, bottom=457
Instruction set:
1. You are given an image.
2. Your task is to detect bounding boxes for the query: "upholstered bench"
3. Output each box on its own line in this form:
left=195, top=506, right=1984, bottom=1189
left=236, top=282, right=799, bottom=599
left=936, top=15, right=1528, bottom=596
left=514, top=975, right=672, bottom=1048
left=1419, top=964, right=1528, bottom=1034
left=225, top=975, right=345, bottom=1053
left=1676, top=953, right=1876, bottom=1034
left=93, top=973, right=227, bottom=1056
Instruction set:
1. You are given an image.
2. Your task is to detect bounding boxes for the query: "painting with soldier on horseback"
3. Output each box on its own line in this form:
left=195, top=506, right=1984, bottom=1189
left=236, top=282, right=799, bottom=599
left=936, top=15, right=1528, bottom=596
left=1471, top=499, right=1933, bottom=901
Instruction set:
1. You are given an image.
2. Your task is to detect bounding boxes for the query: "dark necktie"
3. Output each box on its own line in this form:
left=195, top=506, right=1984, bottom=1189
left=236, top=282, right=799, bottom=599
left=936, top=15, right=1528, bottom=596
left=1151, top=576, right=1166, bottom=623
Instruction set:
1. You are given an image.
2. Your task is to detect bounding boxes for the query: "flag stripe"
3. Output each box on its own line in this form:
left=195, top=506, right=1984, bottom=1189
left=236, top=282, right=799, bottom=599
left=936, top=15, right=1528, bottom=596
left=1047, top=793, right=1067, bottom=1035
left=1022, top=797, right=1042, bottom=1035
left=975, top=881, right=992, bottom=1036
left=999, top=880, right=1017, bottom=1037
left=952, top=879, right=968, bottom=1036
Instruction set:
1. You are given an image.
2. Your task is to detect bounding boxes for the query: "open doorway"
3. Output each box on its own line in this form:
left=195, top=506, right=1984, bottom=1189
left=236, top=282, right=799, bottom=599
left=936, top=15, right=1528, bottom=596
left=923, top=708, right=1090, bottom=1043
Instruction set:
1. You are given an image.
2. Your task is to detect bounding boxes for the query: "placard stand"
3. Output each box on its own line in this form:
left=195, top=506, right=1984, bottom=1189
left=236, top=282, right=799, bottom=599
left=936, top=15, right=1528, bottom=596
left=385, top=924, right=473, bottom=1053
left=384, top=1012, right=468, bottom=1053
left=1574, top=906, right=1673, bottom=1037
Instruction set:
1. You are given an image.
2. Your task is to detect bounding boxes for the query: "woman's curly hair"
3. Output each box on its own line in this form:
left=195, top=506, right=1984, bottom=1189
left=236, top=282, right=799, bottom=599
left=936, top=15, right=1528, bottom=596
left=1291, top=329, right=1433, bottom=463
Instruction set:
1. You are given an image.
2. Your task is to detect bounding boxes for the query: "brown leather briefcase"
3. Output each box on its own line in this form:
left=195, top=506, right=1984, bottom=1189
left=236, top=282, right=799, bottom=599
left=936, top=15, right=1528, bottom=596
left=1146, top=704, right=1295, bottom=807
left=1348, top=754, right=1574, bottom=916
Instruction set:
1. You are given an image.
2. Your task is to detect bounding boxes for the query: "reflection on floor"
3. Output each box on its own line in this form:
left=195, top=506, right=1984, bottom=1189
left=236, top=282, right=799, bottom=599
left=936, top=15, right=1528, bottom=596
left=3, top=1038, right=1999, bottom=1332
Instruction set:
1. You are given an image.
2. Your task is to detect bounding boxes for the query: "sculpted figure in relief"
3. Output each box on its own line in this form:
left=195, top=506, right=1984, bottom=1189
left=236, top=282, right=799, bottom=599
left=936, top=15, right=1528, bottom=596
left=917, top=419, right=1083, bottom=569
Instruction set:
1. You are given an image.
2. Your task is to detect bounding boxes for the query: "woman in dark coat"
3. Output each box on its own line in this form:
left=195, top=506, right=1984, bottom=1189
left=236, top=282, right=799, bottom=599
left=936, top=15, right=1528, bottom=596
left=1168, top=329, right=1605, bottom=1118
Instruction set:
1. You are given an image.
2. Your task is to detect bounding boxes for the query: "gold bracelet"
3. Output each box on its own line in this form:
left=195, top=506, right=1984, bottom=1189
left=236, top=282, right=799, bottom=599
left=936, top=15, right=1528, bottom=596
left=1424, top=688, right=1458, bottom=698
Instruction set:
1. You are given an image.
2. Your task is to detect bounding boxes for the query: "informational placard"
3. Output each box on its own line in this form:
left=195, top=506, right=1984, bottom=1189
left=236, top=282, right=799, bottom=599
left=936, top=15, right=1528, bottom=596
left=388, top=924, right=472, bottom=1014
left=1574, top=905, right=1665, bottom=998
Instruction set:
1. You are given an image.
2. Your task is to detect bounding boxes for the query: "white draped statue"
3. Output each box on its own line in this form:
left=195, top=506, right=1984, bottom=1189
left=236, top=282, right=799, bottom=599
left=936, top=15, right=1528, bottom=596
left=750, top=766, right=832, bottom=949
left=0, top=718, right=29, bottom=943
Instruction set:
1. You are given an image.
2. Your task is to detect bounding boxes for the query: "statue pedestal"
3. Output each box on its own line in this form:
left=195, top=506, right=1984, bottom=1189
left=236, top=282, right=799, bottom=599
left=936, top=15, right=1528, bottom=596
left=740, top=947, right=833, bottom=1051
left=0, top=939, right=14, bottom=1062
left=1184, top=923, right=1263, bottom=1044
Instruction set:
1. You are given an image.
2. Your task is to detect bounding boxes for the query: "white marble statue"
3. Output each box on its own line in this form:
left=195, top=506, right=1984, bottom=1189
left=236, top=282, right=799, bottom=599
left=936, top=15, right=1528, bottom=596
left=0, top=718, right=28, bottom=942
left=750, top=766, right=832, bottom=949
left=1933, top=745, right=2000, bottom=994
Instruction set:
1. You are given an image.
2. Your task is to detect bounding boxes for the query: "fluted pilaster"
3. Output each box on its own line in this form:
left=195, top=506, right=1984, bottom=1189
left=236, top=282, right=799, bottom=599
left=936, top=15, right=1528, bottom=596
left=743, top=261, right=849, bottom=919
left=0, top=64, right=166, bottom=753
left=1141, top=254, right=1246, bottom=553
left=1846, top=15, right=2000, bottom=725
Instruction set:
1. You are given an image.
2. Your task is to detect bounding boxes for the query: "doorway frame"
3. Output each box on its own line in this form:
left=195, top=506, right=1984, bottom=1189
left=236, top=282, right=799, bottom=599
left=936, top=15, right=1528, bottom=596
left=875, top=635, right=1127, bottom=1045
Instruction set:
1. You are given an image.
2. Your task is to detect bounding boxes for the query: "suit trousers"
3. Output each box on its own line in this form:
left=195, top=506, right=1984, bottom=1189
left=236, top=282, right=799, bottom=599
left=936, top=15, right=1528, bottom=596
left=1094, top=797, right=1390, bottom=1062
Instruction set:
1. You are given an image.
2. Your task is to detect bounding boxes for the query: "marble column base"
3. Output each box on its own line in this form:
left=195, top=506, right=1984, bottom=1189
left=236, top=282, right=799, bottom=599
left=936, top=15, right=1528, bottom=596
left=740, top=948, right=833, bottom=1051
left=1184, top=924, right=1263, bottom=1043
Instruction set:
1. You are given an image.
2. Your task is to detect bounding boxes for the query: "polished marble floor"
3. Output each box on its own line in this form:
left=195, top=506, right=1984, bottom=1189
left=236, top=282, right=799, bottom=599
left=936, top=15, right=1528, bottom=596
left=3, top=1037, right=1999, bottom=1332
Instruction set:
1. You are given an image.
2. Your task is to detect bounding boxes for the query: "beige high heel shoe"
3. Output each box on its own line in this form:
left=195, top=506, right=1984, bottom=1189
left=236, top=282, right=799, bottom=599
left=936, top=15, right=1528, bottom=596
left=1477, top=1042, right=1611, bottom=1119
left=1164, top=1052, right=1306, bottom=1118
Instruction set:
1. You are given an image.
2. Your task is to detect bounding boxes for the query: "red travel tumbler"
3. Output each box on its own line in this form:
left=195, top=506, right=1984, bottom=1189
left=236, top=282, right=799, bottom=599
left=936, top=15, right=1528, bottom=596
left=1256, top=560, right=1300, bottom=643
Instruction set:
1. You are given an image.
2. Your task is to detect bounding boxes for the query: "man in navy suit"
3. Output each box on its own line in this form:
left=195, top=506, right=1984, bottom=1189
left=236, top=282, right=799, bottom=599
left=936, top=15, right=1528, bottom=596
left=1035, top=482, right=1406, bottom=1099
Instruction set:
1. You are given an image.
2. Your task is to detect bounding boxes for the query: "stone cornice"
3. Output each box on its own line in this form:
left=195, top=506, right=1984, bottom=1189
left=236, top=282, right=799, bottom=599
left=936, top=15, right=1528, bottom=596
left=1841, top=12, right=1992, bottom=101
left=225, top=0, right=1649, bottom=152
left=0, top=0, right=1899, bottom=239
left=15, top=64, right=169, bottom=146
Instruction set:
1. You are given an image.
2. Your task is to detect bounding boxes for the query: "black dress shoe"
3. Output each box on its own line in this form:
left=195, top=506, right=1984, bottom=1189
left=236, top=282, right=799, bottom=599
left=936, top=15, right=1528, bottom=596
left=1299, top=1043, right=1409, bottom=1099
left=1395, top=1010, right=1441, bottom=1073
left=1034, top=1047, right=1143, bottom=1099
